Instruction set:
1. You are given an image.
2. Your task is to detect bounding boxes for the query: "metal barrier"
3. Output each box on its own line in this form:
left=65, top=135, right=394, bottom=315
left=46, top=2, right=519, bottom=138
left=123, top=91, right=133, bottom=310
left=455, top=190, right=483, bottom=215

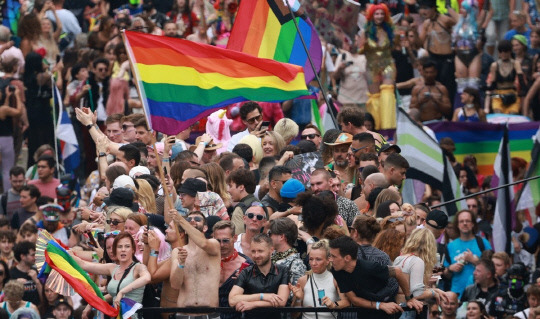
left=137, top=305, right=428, bottom=318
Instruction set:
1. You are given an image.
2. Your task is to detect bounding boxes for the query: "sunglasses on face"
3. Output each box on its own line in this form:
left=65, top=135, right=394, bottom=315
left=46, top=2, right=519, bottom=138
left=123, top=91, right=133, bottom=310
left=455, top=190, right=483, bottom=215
left=186, top=216, right=203, bottom=222
left=122, top=124, right=134, bottom=131
left=106, top=219, right=123, bottom=226
left=215, top=238, right=231, bottom=244
left=350, top=145, right=369, bottom=153
left=245, top=213, right=265, bottom=220
left=301, top=133, right=320, bottom=140
left=246, top=114, right=262, bottom=124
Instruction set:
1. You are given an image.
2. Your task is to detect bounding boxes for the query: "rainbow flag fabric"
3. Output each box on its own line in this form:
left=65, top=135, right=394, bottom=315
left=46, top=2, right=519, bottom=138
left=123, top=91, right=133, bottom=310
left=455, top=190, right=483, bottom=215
left=43, top=240, right=140, bottom=318
left=124, top=31, right=311, bottom=135
left=227, top=0, right=322, bottom=84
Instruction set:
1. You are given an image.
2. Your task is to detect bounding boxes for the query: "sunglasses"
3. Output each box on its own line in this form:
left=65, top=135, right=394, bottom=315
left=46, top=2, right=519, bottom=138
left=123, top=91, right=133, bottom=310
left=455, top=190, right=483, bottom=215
left=301, top=133, right=320, bottom=140
left=350, top=145, right=369, bottom=153
left=106, top=219, right=123, bottom=226
left=122, top=124, right=134, bottom=131
left=105, top=230, right=121, bottom=238
left=215, top=238, right=231, bottom=244
left=186, top=216, right=203, bottom=222
left=431, top=311, right=441, bottom=316
left=246, top=114, right=262, bottom=124
left=388, top=217, right=404, bottom=223
left=245, top=213, right=265, bottom=220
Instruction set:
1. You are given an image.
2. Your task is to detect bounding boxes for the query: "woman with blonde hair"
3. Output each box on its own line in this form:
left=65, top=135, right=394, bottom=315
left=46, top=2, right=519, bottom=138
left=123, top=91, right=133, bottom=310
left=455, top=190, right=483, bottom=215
left=394, top=228, right=449, bottom=318
left=38, top=2, right=62, bottom=66
left=135, top=178, right=157, bottom=213
left=238, top=134, right=263, bottom=164
left=274, top=118, right=299, bottom=145
left=262, top=131, right=286, bottom=157
left=289, top=240, right=349, bottom=318
left=373, top=188, right=402, bottom=215
left=201, top=162, right=232, bottom=207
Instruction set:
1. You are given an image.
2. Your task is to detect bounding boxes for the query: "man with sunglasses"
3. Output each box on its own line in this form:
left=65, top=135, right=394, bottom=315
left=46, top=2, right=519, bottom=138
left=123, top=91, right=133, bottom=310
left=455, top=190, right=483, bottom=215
left=121, top=113, right=144, bottom=143
left=170, top=209, right=221, bottom=317
left=236, top=204, right=267, bottom=260
left=227, top=102, right=265, bottom=152
left=213, top=220, right=253, bottom=319
left=300, top=124, right=322, bottom=150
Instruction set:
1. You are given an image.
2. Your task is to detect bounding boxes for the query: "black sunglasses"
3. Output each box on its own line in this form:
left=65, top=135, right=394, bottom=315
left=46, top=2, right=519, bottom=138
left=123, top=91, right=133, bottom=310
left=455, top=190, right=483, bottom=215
left=216, top=238, right=231, bottom=244
left=246, top=114, right=262, bottom=124
left=186, top=216, right=203, bottom=222
left=245, top=213, right=264, bottom=221
left=301, top=133, right=320, bottom=139
left=122, top=124, right=134, bottom=131
left=106, top=219, right=122, bottom=226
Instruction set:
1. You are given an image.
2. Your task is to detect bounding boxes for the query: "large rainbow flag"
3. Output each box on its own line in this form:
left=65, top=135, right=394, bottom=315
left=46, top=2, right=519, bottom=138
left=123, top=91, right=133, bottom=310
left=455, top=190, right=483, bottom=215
left=429, top=121, right=539, bottom=176
left=42, top=240, right=139, bottom=318
left=123, top=31, right=311, bottom=135
left=227, top=0, right=322, bottom=84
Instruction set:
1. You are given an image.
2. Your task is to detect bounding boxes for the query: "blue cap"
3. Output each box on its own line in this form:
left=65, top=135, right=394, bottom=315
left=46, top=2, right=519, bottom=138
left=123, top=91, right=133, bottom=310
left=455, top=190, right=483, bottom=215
left=171, top=142, right=185, bottom=161
left=280, top=179, right=305, bottom=199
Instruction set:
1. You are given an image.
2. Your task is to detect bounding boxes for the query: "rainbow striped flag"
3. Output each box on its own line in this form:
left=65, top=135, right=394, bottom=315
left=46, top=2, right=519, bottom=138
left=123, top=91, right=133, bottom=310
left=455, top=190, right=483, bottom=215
left=124, top=31, right=310, bottom=135
left=429, top=121, right=539, bottom=176
left=227, top=0, right=322, bottom=84
left=517, top=128, right=540, bottom=216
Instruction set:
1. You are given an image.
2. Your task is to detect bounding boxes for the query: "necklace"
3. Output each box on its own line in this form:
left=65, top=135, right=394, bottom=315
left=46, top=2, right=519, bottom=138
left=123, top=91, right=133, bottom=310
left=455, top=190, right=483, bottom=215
left=507, top=287, right=524, bottom=302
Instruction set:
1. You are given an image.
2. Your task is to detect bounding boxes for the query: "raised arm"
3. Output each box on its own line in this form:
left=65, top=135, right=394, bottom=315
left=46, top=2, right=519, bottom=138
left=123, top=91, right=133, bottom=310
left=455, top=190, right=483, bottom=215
left=169, top=247, right=187, bottom=290
left=170, top=209, right=220, bottom=256
left=70, top=251, right=116, bottom=276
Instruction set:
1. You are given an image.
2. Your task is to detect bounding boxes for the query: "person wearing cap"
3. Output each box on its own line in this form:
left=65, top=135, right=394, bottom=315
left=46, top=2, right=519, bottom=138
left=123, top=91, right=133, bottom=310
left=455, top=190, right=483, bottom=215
left=178, top=178, right=207, bottom=213
left=270, top=178, right=305, bottom=220
left=325, top=132, right=354, bottom=185
left=418, top=0, right=457, bottom=109
left=49, top=297, right=73, bottom=319
left=27, top=155, right=60, bottom=199
left=37, top=204, right=73, bottom=247
left=424, top=209, right=449, bottom=239
left=129, top=165, right=151, bottom=179
left=378, top=143, right=401, bottom=164
left=190, top=134, right=222, bottom=164
left=103, top=187, right=140, bottom=212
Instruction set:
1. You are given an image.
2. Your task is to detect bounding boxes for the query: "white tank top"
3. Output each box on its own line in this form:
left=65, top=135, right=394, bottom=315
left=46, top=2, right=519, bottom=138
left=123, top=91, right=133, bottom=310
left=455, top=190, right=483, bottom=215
left=302, top=270, right=339, bottom=319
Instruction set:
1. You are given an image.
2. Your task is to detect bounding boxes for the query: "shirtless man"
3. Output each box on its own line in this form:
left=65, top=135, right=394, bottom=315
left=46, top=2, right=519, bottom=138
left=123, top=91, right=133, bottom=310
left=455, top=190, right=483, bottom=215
left=170, top=210, right=221, bottom=317
left=145, top=221, right=186, bottom=319
left=419, top=0, right=457, bottom=108
left=214, top=221, right=252, bottom=319
left=410, top=60, right=452, bottom=121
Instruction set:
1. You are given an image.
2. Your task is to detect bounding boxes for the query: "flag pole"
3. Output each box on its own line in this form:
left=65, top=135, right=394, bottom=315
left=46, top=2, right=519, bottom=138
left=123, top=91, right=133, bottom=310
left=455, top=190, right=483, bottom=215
left=283, top=0, right=338, bottom=128
left=121, top=30, right=182, bottom=246
left=51, top=76, right=60, bottom=177
left=430, top=175, right=540, bottom=210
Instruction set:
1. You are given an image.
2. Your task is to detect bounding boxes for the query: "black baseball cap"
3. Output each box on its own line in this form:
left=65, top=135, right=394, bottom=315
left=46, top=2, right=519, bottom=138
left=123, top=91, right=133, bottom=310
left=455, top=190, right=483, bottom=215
left=103, top=188, right=139, bottom=212
left=378, top=143, right=402, bottom=156
left=425, top=210, right=449, bottom=230
left=178, top=178, right=207, bottom=197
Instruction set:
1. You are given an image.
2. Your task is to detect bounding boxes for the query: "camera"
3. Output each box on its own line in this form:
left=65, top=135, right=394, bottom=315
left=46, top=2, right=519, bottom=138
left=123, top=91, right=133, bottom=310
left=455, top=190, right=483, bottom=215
left=8, top=85, right=15, bottom=92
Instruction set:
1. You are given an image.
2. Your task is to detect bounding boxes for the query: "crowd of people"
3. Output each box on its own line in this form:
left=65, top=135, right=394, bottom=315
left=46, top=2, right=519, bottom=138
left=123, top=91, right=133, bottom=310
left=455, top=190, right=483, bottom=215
left=0, top=0, right=538, bottom=319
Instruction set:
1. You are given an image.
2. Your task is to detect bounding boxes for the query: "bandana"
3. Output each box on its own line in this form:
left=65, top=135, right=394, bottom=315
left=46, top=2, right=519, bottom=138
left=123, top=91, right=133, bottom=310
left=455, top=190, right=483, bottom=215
left=271, top=247, right=298, bottom=264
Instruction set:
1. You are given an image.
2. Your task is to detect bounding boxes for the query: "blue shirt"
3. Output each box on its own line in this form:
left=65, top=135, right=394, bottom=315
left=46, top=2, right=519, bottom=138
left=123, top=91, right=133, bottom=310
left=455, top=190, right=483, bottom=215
left=504, top=29, right=532, bottom=42
left=444, top=237, right=492, bottom=297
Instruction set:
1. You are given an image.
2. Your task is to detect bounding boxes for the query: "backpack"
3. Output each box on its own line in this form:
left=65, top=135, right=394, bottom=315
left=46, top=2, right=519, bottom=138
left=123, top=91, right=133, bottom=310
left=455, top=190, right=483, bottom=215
left=0, top=192, right=7, bottom=214
left=445, top=235, right=486, bottom=265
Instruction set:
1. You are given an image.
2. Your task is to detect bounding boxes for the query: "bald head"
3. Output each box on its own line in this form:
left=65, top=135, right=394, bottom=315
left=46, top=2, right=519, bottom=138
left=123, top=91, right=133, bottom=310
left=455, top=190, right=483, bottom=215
left=363, top=173, right=388, bottom=197
left=109, top=161, right=129, bottom=172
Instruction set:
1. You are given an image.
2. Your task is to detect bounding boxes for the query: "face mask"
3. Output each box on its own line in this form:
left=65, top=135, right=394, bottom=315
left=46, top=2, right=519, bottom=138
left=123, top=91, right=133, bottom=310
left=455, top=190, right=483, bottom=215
left=130, top=0, right=141, bottom=5
left=510, top=278, right=524, bottom=290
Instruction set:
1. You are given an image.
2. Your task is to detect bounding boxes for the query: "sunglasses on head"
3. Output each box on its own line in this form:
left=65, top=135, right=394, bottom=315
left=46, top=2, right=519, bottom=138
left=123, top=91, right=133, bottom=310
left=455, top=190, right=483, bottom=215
left=245, top=212, right=265, bottom=220
left=186, top=216, right=203, bottom=222
left=216, top=238, right=231, bottom=244
left=105, top=230, right=121, bottom=238
left=301, top=133, right=320, bottom=140
left=246, top=114, right=262, bottom=124
left=106, top=220, right=123, bottom=226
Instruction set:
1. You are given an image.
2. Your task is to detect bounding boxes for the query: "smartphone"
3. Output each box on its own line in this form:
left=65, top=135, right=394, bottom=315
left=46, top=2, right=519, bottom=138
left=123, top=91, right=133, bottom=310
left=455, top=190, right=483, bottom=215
left=341, top=53, right=346, bottom=60
left=261, top=121, right=270, bottom=131
left=317, top=289, right=325, bottom=305
left=56, top=55, right=61, bottom=64
left=164, top=166, right=168, bottom=176
left=345, top=61, right=354, bottom=67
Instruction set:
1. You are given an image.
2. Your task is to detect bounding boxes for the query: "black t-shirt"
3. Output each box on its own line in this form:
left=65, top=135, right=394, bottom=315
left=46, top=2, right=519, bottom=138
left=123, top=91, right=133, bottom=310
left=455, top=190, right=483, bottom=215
left=235, top=263, right=288, bottom=319
left=261, top=194, right=280, bottom=214
left=392, top=49, right=415, bottom=96
left=9, top=267, right=40, bottom=306
left=332, top=260, right=390, bottom=319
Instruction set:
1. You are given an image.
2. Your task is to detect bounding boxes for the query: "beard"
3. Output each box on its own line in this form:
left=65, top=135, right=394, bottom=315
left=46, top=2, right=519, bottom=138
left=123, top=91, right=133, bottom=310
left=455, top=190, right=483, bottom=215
left=254, top=254, right=271, bottom=267
left=335, top=159, right=349, bottom=168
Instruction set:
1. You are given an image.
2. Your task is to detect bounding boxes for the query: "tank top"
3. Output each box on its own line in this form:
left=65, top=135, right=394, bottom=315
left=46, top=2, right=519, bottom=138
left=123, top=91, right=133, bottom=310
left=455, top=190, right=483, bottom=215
left=495, top=61, right=516, bottom=83
left=2, top=301, right=32, bottom=316
left=301, top=271, right=339, bottom=319
left=457, top=108, right=481, bottom=122
left=107, top=263, right=145, bottom=318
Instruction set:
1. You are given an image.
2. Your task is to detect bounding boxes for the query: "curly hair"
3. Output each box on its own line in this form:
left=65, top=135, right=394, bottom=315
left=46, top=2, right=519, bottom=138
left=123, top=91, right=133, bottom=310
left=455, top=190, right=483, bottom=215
left=401, top=228, right=437, bottom=284
left=365, top=4, right=394, bottom=44
left=372, top=228, right=405, bottom=261
left=296, top=191, right=338, bottom=234
left=18, top=13, right=41, bottom=40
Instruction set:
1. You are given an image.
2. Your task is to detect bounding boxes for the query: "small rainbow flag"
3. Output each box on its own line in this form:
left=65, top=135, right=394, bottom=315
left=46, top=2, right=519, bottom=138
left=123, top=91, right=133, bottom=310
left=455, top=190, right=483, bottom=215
left=227, top=0, right=322, bottom=84
left=43, top=240, right=140, bottom=318
left=123, top=31, right=311, bottom=135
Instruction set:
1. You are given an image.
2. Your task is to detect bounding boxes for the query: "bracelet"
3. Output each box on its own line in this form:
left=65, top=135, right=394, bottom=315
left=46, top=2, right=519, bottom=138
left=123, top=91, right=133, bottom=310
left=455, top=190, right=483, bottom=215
left=260, top=293, right=264, bottom=301
left=306, top=237, right=316, bottom=245
left=431, top=289, right=435, bottom=298
left=86, top=124, right=93, bottom=130
left=150, top=249, right=158, bottom=255
left=162, top=157, right=170, bottom=162
left=334, top=301, right=339, bottom=308
left=376, top=302, right=381, bottom=310
left=178, top=264, right=185, bottom=269
left=149, top=252, right=158, bottom=257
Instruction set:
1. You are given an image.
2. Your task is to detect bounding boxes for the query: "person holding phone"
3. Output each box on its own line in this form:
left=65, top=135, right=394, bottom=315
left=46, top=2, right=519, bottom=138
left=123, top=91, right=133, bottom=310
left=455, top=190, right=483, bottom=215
left=289, top=240, right=350, bottom=319
left=332, top=43, right=369, bottom=109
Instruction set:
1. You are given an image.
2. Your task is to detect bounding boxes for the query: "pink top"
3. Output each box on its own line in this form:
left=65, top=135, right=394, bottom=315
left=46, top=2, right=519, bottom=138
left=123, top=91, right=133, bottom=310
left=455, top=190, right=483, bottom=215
left=28, top=178, right=61, bottom=199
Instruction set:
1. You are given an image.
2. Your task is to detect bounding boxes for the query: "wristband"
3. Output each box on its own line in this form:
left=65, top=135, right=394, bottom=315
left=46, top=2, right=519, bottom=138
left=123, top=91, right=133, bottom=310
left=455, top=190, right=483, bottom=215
left=149, top=252, right=158, bottom=257
left=178, top=264, right=185, bottom=269
left=86, top=124, right=93, bottom=130
left=334, top=301, right=339, bottom=308
left=260, top=293, right=264, bottom=301
left=376, top=302, right=381, bottom=310
left=162, top=157, right=170, bottom=162
left=306, top=237, right=316, bottom=245
left=431, top=289, right=435, bottom=298
left=150, top=249, right=158, bottom=255
left=100, top=202, right=107, bottom=210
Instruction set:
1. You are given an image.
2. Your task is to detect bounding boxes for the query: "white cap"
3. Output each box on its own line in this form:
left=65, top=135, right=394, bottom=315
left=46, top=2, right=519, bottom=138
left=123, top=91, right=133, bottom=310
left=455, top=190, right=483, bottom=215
left=112, top=174, right=136, bottom=190
left=129, top=166, right=151, bottom=178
